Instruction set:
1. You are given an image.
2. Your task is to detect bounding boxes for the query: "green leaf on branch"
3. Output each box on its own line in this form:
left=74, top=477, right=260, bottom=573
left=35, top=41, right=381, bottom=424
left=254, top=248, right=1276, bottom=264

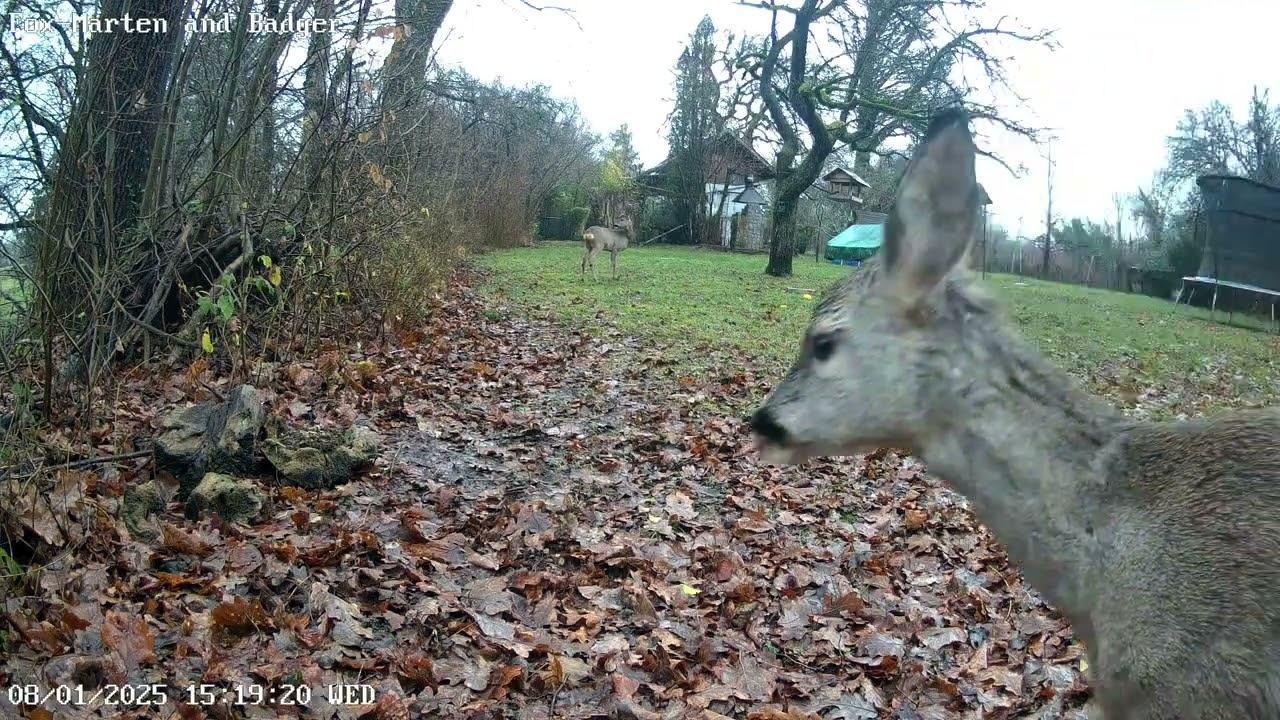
left=216, top=293, right=235, bottom=322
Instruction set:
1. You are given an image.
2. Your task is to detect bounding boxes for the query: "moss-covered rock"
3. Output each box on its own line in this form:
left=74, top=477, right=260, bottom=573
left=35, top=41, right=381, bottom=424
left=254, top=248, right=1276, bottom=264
left=264, top=425, right=379, bottom=489
left=154, top=404, right=210, bottom=490
left=155, top=385, right=265, bottom=497
left=122, top=480, right=165, bottom=541
left=185, top=473, right=267, bottom=522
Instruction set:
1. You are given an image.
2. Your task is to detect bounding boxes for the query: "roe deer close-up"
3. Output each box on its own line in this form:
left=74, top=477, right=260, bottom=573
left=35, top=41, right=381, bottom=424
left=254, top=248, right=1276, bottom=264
left=581, top=217, right=633, bottom=281
left=750, top=109, right=1280, bottom=719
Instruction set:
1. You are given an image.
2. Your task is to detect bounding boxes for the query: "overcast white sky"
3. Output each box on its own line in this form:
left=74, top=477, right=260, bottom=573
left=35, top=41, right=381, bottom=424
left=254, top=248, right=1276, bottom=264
left=435, top=0, right=1280, bottom=238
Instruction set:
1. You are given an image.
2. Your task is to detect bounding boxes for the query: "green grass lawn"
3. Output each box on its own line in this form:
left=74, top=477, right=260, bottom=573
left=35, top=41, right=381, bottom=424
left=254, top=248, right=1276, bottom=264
left=483, top=241, right=848, bottom=368
left=0, top=274, right=19, bottom=298
left=0, top=273, right=24, bottom=326
left=482, top=242, right=1280, bottom=416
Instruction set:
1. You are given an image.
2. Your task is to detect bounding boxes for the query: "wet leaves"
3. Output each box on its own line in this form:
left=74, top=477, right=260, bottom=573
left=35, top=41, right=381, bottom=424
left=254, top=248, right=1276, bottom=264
left=101, top=611, right=156, bottom=672
left=0, top=269, right=1089, bottom=718
left=211, top=597, right=271, bottom=639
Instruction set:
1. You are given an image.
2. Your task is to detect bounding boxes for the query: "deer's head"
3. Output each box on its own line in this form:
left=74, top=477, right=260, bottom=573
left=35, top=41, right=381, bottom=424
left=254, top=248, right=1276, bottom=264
left=612, top=217, right=635, bottom=237
left=750, top=109, right=990, bottom=463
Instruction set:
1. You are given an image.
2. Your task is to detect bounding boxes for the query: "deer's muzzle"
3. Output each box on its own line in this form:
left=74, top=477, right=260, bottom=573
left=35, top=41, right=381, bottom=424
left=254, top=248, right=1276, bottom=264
left=750, top=407, right=812, bottom=464
left=750, top=407, right=789, bottom=445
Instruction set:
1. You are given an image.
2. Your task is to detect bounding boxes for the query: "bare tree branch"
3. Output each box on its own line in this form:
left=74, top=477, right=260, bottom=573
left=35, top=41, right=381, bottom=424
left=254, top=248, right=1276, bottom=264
left=507, top=0, right=582, bottom=30
left=727, top=0, right=1051, bottom=275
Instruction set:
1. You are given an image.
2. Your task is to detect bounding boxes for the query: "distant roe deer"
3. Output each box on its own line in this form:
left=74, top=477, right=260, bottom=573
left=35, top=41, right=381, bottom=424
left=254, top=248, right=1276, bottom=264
left=749, top=108, right=1280, bottom=719
left=581, top=218, right=633, bottom=281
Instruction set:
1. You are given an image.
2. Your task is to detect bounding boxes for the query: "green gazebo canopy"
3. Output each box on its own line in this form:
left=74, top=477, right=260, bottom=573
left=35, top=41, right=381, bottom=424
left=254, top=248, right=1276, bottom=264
left=824, top=223, right=884, bottom=261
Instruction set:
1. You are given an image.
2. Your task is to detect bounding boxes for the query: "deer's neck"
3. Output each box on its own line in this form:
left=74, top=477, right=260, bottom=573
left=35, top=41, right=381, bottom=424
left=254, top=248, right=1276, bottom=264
left=920, top=330, right=1125, bottom=627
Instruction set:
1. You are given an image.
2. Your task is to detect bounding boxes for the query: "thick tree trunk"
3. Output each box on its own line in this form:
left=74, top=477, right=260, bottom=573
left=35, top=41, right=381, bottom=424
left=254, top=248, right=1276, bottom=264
left=674, top=142, right=709, bottom=245
left=380, top=0, right=454, bottom=115
left=91, top=0, right=188, bottom=233
left=764, top=126, right=827, bottom=277
left=40, top=0, right=185, bottom=311
left=302, top=0, right=334, bottom=223
left=711, top=175, right=732, bottom=246
left=687, top=188, right=707, bottom=246
left=34, top=0, right=186, bottom=410
left=766, top=193, right=799, bottom=276
left=43, top=0, right=186, bottom=258
left=255, top=0, right=282, bottom=198
left=207, top=0, right=252, bottom=211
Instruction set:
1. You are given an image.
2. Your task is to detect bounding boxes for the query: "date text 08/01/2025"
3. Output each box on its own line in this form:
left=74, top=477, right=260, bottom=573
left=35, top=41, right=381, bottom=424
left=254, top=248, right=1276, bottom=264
left=6, top=683, right=377, bottom=707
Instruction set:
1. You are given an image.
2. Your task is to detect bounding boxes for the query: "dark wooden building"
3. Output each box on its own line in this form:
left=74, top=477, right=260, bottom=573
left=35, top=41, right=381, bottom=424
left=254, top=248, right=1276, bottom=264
left=639, top=133, right=776, bottom=249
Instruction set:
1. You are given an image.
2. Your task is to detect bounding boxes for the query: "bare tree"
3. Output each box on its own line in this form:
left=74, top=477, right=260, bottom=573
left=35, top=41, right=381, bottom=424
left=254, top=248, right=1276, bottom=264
left=1163, top=88, right=1280, bottom=189
left=739, top=0, right=1052, bottom=276
left=1130, top=185, right=1167, bottom=248
left=0, top=0, right=603, bottom=428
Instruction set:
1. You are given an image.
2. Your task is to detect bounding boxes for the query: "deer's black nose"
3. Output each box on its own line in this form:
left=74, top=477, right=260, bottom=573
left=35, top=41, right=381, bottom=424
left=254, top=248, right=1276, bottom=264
left=750, top=408, right=790, bottom=445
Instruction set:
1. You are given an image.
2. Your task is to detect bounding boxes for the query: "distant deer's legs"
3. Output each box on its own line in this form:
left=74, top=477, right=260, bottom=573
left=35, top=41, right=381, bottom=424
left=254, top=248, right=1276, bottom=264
left=610, top=250, right=619, bottom=279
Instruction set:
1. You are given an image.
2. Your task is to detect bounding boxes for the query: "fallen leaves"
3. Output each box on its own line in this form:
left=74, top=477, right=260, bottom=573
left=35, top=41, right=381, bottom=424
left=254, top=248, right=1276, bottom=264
left=161, top=522, right=214, bottom=556
left=0, top=469, right=92, bottom=549
left=736, top=510, right=776, bottom=534
left=211, top=597, right=272, bottom=638
left=904, top=507, right=929, bottom=532
left=101, top=611, right=156, bottom=671
left=464, top=575, right=515, bottom=616
left=665, top=490, right=697, bottom=521
left=0, top=269, right=1090, bottom=719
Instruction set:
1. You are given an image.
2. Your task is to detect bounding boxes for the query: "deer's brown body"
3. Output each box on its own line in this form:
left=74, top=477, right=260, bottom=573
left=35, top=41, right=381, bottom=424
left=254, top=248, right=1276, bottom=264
left=750, top=109, right=1280, bottom=719
left=581, top=219, right=632, bottom=280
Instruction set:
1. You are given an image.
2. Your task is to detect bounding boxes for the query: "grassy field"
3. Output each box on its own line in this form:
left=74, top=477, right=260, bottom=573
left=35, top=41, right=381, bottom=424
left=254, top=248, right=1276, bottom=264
left=482, top=242, right=1280, bottom=416
left=0, top=273, right=24, bottom=325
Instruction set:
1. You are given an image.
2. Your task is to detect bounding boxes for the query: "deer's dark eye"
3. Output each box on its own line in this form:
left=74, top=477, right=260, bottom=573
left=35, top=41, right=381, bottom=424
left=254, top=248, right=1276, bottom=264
left=812, top=332, right=838, bottom=362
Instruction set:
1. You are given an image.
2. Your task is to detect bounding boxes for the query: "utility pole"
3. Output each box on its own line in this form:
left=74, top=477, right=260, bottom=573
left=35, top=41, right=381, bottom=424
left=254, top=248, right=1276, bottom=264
left=1014, top=215, right=1024, bottom=274
left=1114, top=194, right=1124, bottom=247
left=981, top=206, right=989, bottom=279
left=1041, top=139, right=1054, bottom=279
left=1114, top=193, right=1125, bottom=290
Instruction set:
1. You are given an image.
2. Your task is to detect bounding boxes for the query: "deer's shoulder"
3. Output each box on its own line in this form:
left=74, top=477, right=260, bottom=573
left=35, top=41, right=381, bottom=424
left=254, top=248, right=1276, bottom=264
left=1096, top=407, right=1280, bottom=521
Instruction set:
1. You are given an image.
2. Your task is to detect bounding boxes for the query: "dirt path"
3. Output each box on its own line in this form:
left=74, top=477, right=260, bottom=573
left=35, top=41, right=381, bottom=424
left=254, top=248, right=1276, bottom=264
left=1, top=270, right=1089, bottom=719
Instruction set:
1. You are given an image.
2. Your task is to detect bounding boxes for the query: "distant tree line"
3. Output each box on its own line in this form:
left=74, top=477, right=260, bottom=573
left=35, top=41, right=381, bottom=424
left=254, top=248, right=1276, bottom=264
left=1006, top=87, right=1280, bottom=293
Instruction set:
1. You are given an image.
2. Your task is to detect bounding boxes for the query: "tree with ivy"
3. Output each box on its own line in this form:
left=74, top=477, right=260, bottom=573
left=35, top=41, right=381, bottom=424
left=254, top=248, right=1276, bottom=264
left=607, top=125, right=642, bottom=176
left=667, top=16, right=725, bottom=245
left=594, top=126, right=641, bottom=226
left=595, top=158, right=636, bottom=227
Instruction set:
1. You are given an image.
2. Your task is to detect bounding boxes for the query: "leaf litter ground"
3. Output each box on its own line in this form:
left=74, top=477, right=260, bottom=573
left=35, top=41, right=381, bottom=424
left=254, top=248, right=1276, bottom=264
left=1, top=269, right=1091, bottom=719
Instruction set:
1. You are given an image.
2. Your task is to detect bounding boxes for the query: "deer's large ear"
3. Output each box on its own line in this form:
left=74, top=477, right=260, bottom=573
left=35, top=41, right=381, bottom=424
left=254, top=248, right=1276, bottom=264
left=881, top=108, right=980, bottom=310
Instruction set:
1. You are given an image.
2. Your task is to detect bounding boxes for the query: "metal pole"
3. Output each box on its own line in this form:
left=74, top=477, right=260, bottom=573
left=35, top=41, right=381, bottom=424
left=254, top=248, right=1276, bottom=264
left=1043, top=139, right=1054, bottom=279
left=981, top=207, right=988, bottom=279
